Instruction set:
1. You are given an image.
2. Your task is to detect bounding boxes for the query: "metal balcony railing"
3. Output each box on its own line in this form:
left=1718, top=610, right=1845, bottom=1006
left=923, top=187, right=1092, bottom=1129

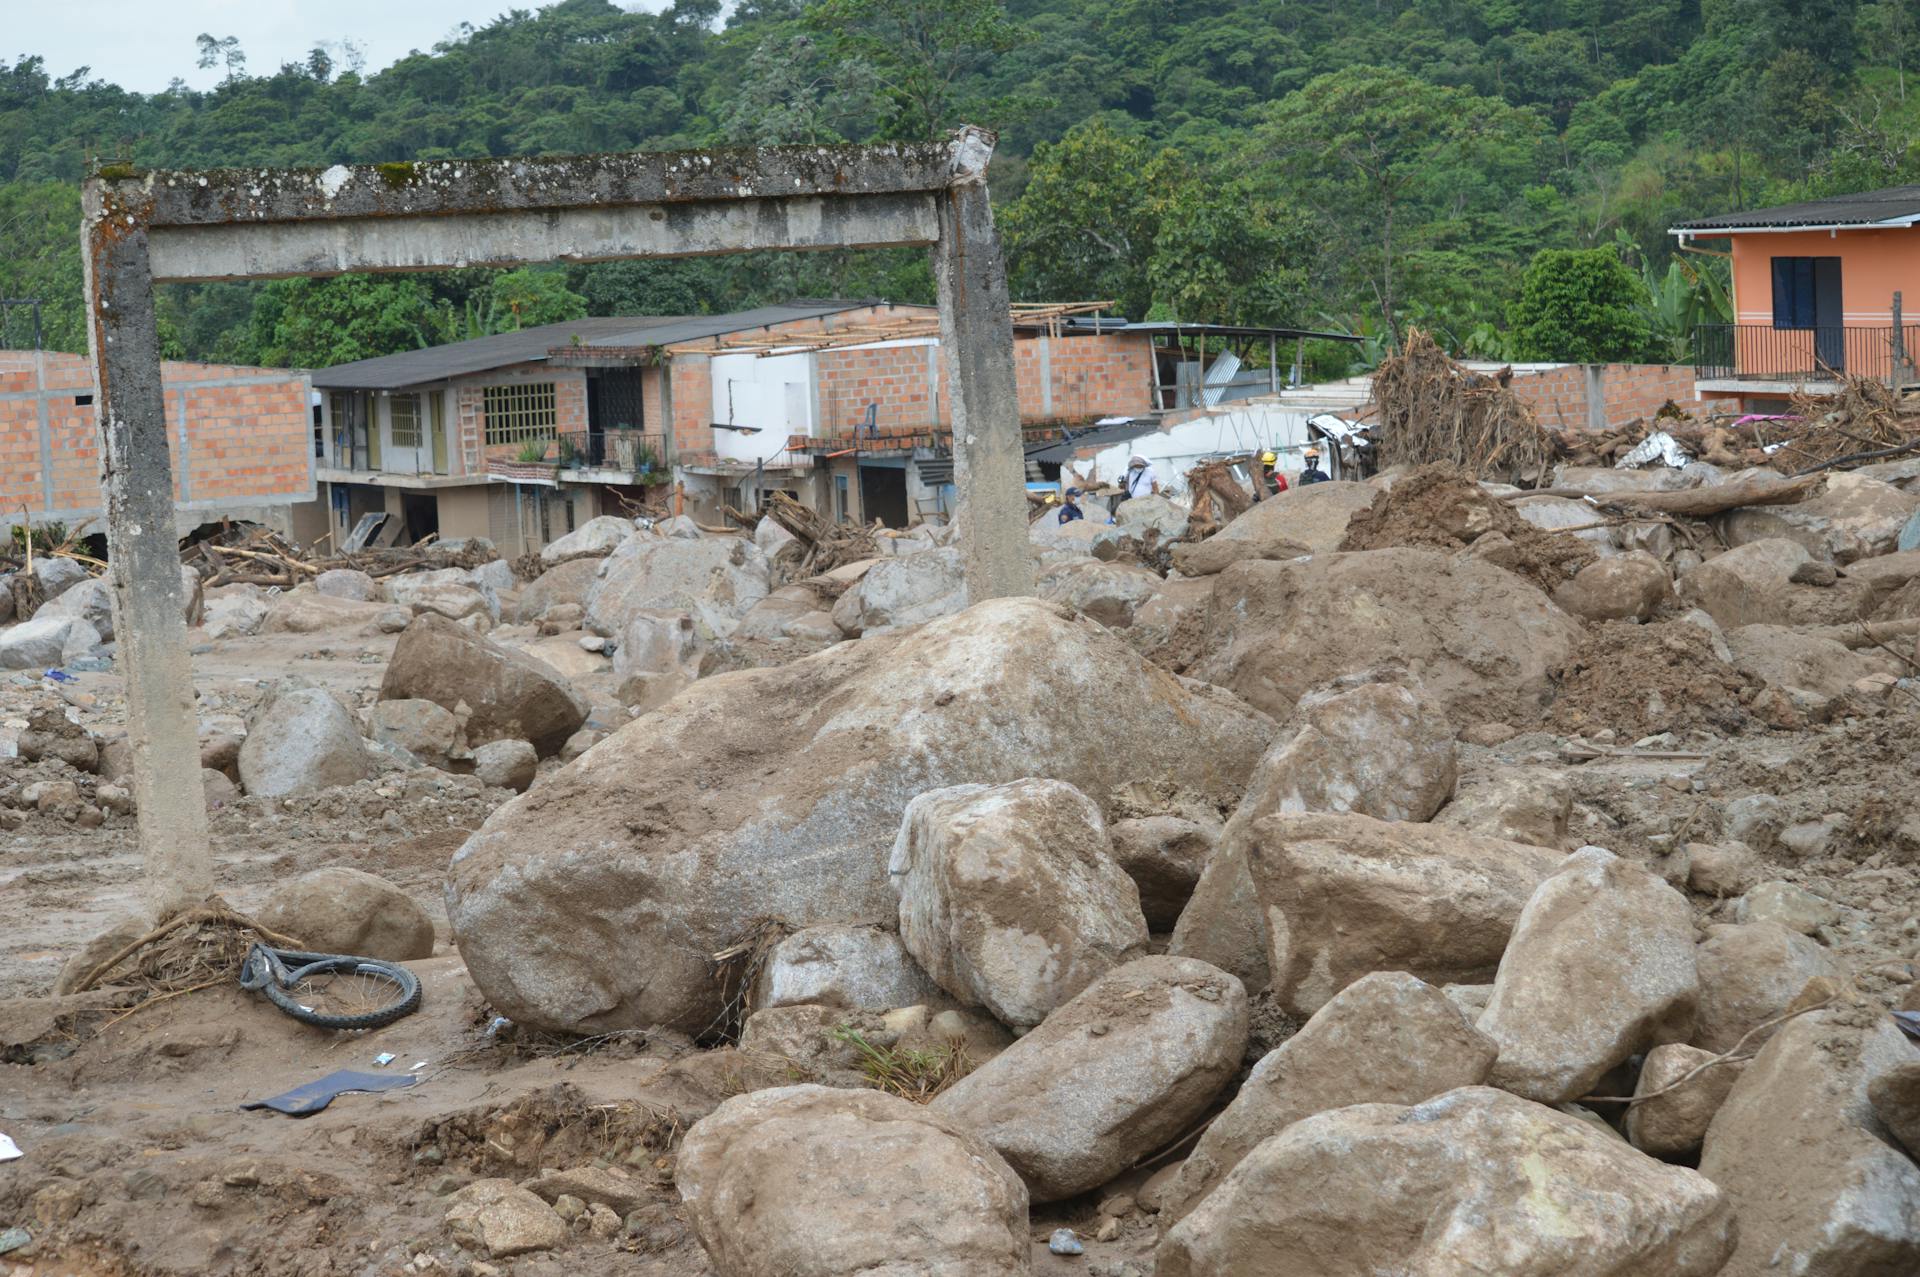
left=553, top=427, right=668, bottom=481
left=1693, top=323, right=1920, bottom=383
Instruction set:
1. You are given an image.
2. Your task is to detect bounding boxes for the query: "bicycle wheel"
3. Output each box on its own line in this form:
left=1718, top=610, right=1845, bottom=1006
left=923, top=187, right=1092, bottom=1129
left=259, top=953, right=422, bottom=1031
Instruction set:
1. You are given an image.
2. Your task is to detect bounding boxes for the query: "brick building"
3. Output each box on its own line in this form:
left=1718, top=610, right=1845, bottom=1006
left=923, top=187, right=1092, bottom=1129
left=0, top=349, right=314, bottom=536
left=303, top=300, right=1173, bottom=550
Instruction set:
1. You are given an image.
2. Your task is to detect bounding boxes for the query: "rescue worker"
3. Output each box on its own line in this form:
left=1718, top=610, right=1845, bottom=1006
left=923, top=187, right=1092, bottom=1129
left=1260, top=450, right=1289, bottom=495
left=1298, top=446, right=1330, bottom=485
left=1120, top=453, right=1159, bottom=501
left=1057, top=486, right=1085, bottom=524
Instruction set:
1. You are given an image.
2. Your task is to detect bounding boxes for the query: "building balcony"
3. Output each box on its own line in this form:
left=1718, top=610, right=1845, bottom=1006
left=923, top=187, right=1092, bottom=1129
left=1693, top=323, right=1920, bottom=392
left=485, top=428, right=669, bottom=487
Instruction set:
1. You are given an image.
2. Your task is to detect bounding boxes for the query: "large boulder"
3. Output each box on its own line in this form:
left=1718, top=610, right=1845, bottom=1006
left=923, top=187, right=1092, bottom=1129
left=1700, top=1013, right=1920, bottom=1275
left=1513, top=493, right=1622, bottom=555
left=1676, top=538, right=1811, bottom=629
left=202, top=584, right=272, bottom=639
left=1188, top=480, right=1375, bottom=565
left=831, top=547, right=966, bottom=636
left=1551, top=551, right=1674, bottom=622
left=472, top=738, right=538, bottom=793
left=29, top=554, right=87, bottom=601
left=447, top=598, right=1274, bottom=1033
left=237, top=686, right=377, bottom=797
left=1727, top=623, right=1890, bottom=704
left=1158, top=1087, right=1735, bottom=1277
left=368, top=698, right=461, bottom=769
left=315, top=568, right=382, bottom=602
left=890, top=779, right=1147, bottom=1029
left=1199, top=548, right=1581, bottom=724
left=1109, top=813, right=1220, bottom=930
left=1170, top=676, right=1460, bottom=990
left=379, top=614, right=589, bottom=757
left=0, top=614, right=104, bottom=669
left=930, top=956, right=1246, bottom=1202
left=1477, top=847, right=1698, bottom=1104
left=1692, top=920, right=1847, bottom=1053
left=1036, top=559, right=1162, bottom=628
left=585, top=533, right=769, bottom=639
left=262, top=589, right=392, bottom=634
left=749, top=925, right=944, bottom=1012
left=253, top=866, right=435, bottom=961
left=1722, top=471, right=1920, bottom=564
left=1161, top=971, right=1497, bottom=1227
left=611, top=608, right=702, bottom=682
left=387, top=568, right=498, bottom=624
left=511, top=557, right=604, bottom=624
left=540, top=515, right=634, bottom=565
left=1242, top=812, right=1565, bottom=1015
left=1114, top=493, right=1189, bottom=539
left=1433, top=766, right=1573, bottom=849
left=676, top=1085, right=1029, bottom=1276
left=1625, top=1043, right=1741, bottom=1157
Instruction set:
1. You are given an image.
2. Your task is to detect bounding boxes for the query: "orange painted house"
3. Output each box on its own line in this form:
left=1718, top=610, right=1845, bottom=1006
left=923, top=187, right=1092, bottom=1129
left=1672, top=184, right=1920, bottom=412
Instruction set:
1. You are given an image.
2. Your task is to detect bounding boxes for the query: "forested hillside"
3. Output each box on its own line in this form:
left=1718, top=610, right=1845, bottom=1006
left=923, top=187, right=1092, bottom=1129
left=3, top=0, right=1917, bottom=371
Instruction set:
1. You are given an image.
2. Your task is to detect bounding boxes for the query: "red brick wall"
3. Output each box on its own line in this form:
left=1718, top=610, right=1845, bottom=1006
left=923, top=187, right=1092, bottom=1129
left=815, top=342, right=947, bottom=437
left=449, top=363, right=588, bottom=470
left=1506, top=363, right=1738, bottom=431
left=0, top=351, right=311, bottom=520
left=1013, top=333, right=1155, bottom=422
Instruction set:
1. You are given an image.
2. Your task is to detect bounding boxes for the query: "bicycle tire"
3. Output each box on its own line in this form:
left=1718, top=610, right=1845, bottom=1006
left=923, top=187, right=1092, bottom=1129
left=258, top=951, right=422, bottom=1031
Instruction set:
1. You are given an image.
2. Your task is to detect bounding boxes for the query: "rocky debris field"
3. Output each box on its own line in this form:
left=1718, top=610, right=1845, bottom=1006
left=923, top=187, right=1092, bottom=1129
left=5, top=458, right=1920, bottom=1276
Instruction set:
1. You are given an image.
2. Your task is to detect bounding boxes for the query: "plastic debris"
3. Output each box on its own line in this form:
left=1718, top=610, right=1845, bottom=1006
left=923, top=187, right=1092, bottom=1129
left=373, top=1052, right=397, bottom=1067
left=242, top=1069, right=419, bottom=1117
left=39, top=668, right=75, bottom=684
left=1616, top=431, right=1692, bottom=470
left=0, top=1132, right=19, bottom=1161
left=485, top=1016, right=512, bottom=1037
left=1048, top=1228, right=1085, bottom=1256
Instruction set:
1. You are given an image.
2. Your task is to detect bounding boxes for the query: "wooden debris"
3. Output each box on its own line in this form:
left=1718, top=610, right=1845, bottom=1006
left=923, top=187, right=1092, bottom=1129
left=1372, top=328, right=1556, bottom=481
left=1183, top=458, right=1253, bottom=540
left=763, top=491, right=876, bottom=576
left=1509, top=473, right=1824, bottom=519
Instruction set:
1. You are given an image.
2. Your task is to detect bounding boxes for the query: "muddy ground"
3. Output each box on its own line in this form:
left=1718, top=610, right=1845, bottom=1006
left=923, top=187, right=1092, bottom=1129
left=4, top=598, right=1919, bottom=1277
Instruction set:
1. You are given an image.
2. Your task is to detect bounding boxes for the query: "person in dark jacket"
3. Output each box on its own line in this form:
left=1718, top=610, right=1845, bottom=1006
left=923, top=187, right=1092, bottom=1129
left=1298, top=446, right=1330, bottom=485
left=1057, top=487, right=1085, bottom=523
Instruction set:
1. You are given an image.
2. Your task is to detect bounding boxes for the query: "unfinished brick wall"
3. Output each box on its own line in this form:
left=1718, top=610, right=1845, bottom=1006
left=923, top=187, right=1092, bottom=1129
left=815, top=342, right=948, bottom=438
left=1506, top=363, right=1738, bottom=431
left=0, top=350, right=312, bottom=523
left=1012, top=333, right=1156, bottom=423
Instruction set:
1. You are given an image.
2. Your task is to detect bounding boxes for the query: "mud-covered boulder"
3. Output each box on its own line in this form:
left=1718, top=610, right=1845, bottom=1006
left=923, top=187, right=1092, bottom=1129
left=831, top=547, right=965, bottom=636
left=379, top=614, right=589, bottom=757
left=238, top=686, right=376, bottom=797
left=1187, top=480, right=1374, bottom=567
left=676, top=1085, right=1029, bottom=1276
left=540, top=515, right=634, bottom=565
left=1692, top=920, right=1846, bottom=1053
left=1036, top=559, right=1162, bottom=628
left=890, top=779, right=1147, bottom=1029
left=1109, top=813, right=1220, bottom=930
left=1161, top=972, right=1496, bottom=1227
left=1722, top=472, right=1920, bottom=564
left=1700, top=1013, right=1920, bottom=1274
left=262, top=589, right=391, bottom=634
left=1159, top=1087, right=1735, bottom=1277
left=368, top=698, right=461, bottom=769
left=254, top=866, right=435, bottom=961
left=584, top=533, right=769, bottom=640
left=511, top=557, right=604, bottom=624
left=1676, top=538, right=1810, bottom=629
left=930, top=956, right=1246, bottom=1202
left=1626, top=1043, right=1740, bottom=1157
left=1478, top=847, right=1698, bottom=1104
left=473, top=738, right=537, bottom=793
left=202, top=584, right=273, bottom=639
left=0, top=614, right=103, bottom=669
left=1552, top=551, right=1674, bottom=621
left=1727, top=623, right=1891, bottom=704
left=1243, top=812, right=1564, bottom=1015
left=1433, top=766, right=1572, bottom=849
left=1170, top=675, right=1459, bottom=990
left=1200, top=548, right=1581, bottom=724
left=315, top=568, right=382, bottom=602
left=447, top=598, right=1274, bottom=1033
left=749, top=925, right=944, bottom=1013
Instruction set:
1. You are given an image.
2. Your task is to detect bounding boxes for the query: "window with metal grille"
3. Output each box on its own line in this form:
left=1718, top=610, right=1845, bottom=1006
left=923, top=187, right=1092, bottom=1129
left=483, top=382, right=558, bottom=446
left=390, top=394, right=423, bottom=447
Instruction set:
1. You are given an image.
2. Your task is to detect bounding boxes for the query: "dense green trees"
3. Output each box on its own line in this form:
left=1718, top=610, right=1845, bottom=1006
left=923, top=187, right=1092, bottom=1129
left=1506, top=248, right=1652, bottom=363
left=0, top=0, right=1914, bottom=370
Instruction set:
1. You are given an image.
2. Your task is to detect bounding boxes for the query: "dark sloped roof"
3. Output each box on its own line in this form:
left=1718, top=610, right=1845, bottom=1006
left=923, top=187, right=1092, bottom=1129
left=310, top=302, right=869, bottom=389
left=1673, top=184, right=1920, bottom=232
left=1026, top=417, right=1160, bottom=462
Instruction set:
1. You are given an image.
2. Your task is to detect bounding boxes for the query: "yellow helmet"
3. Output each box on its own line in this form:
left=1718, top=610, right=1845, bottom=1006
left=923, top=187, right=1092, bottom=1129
left=1260, top=451, right=1277, bottom=464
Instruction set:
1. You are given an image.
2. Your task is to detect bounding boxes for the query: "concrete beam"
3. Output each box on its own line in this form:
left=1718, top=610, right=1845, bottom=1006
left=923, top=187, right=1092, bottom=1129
left=147, top=193, right=942, bottom=283
left=80, top=208, right=213, bottom=916
left=93, top=134, right=980, bottom=230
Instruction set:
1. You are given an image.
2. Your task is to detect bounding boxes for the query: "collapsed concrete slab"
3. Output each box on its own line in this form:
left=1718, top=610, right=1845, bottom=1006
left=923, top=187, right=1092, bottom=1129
left=446, top=598, right=1274, bottom=1034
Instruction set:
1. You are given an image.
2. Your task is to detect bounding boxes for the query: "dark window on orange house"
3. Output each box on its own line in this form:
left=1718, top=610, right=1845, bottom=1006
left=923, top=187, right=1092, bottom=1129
left=1771, top=257, right=1841, bottom=330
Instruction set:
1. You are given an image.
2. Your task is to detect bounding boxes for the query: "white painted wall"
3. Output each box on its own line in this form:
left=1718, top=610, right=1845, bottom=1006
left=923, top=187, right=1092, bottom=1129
left=1082, top=404, right=1337, bottom=497
left=710, top=350, right=811, bottom=463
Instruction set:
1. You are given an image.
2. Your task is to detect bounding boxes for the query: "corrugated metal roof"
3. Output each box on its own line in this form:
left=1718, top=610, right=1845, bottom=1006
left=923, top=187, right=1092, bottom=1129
left=1672, top=185, right=1920, bottom=233
left=310, top=302, right=869, bottom=389
left=1026, top=417, right=1161, bottom=462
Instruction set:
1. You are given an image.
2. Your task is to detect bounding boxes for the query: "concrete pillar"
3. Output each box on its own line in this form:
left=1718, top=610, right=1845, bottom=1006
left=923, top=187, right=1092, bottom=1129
left=81, top=213, right=212, bottom=916
left=1583, top=365, right=1608, bottom=433
left=934, top=139, right=1032, bottom=603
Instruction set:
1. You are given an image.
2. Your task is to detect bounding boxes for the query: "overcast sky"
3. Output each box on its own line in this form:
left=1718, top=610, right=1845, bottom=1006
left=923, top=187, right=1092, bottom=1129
left=11, top=1, right=669, bottom=93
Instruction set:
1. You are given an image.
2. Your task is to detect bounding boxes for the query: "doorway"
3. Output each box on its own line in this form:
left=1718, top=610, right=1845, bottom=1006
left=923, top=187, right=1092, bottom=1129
left=858, top=464, right=909, bottom=528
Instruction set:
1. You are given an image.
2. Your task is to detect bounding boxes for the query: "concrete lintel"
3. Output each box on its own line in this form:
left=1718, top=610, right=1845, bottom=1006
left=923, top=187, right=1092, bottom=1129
left=146, top=192, right=943, bottom=283
left=90, top=130, right=992, bottom=230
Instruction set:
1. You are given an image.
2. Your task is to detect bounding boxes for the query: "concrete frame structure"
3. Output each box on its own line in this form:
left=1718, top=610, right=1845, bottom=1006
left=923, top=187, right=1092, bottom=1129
left=81, top=129, right=1029, bottom=912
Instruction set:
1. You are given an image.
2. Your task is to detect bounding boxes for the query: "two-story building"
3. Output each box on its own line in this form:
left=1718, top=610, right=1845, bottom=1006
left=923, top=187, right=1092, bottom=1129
left=1672, top=184, right=1920, bottom=413
left=301, top=298, right=1338, bottom=553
